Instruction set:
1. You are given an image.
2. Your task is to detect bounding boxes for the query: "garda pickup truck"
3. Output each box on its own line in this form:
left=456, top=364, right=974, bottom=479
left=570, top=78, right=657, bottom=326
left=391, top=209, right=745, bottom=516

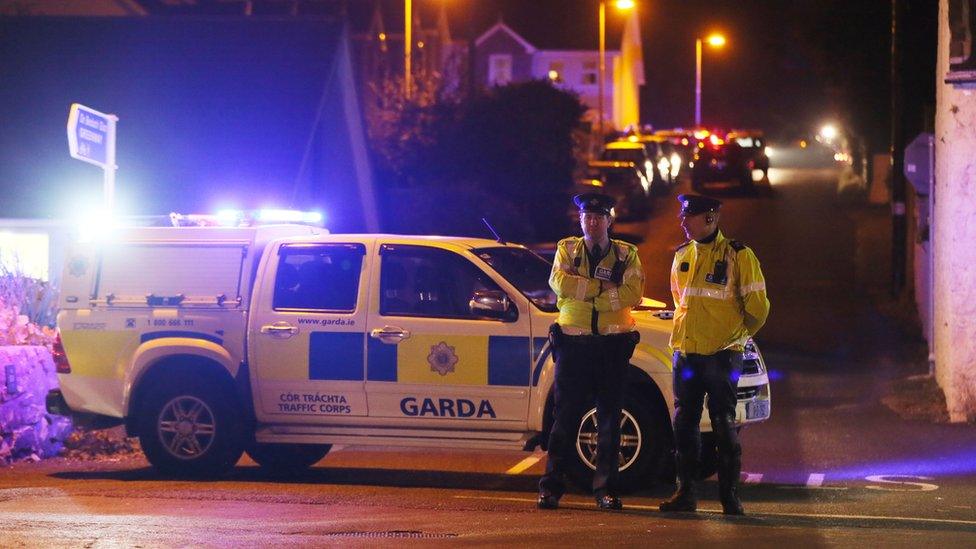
left=48, top=222, right=771, bottom=486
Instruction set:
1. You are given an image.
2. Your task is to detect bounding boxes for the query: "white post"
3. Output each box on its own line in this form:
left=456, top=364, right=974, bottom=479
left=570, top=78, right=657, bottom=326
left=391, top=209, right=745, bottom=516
left=103, top=114, right=119, bottom=214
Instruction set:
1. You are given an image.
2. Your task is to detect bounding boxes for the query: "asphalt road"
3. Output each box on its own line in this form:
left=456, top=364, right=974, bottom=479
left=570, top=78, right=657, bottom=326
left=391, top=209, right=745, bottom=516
left=2, top=165, right=975, bottom=547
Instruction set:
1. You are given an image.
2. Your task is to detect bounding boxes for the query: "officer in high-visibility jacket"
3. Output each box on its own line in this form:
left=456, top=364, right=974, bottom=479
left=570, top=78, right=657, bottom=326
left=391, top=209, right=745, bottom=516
left=538, top=192, right=644, bottom=512
left=659, top=194, right=769, bottom=516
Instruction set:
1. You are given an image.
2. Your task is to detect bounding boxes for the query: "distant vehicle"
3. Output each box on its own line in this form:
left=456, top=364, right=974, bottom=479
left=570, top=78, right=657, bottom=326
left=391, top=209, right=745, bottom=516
left=729, top=130, right=770, bottom=179
left=584, top=160, right=653, bottom=220
left=652, top=129, right=698, bottom=173
left=691, top=129, right=770, bottom=192
left=600, top=141, right=671, bottom=195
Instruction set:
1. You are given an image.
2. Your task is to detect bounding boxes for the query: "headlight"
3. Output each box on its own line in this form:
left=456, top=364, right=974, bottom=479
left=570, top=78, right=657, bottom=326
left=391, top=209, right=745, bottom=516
left=657, top=157, right=670, bottom=179
left=669, top=153, right=682, bottom=178
left=743, top=339, right=766, bottom=374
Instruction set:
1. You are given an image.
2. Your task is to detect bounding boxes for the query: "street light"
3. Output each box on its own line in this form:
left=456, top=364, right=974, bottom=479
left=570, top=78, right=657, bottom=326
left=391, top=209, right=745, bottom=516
left=695, top=33, right=725, bottom=127
left=404, top=0, right=412, bottom=98
left=819, top=123, right=838, bottom=142
left=598, top=0, right=635, bottom=138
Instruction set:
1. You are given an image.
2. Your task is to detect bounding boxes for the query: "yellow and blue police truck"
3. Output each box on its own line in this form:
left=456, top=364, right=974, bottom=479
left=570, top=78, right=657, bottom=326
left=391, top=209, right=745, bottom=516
left=47, top=220, right=771, bottom=487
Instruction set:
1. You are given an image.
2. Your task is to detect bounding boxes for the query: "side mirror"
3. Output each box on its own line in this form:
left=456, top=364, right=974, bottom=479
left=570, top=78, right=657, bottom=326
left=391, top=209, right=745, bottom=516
left=469, top=290, right=518, bottom=321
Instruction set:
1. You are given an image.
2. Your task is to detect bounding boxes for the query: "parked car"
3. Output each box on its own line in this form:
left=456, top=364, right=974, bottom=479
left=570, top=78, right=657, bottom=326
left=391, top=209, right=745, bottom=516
left=600, top=141, right=671, bottom=195
left=584, top=160, right=653, bottom=220
left=691, top=130, right=769, bottom=191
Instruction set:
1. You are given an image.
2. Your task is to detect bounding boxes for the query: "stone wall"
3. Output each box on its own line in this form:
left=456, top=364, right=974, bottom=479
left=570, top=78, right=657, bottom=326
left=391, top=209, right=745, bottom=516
left=934, top=0, right=976, bottom=422
left=0, top=346, right=72, bottom=463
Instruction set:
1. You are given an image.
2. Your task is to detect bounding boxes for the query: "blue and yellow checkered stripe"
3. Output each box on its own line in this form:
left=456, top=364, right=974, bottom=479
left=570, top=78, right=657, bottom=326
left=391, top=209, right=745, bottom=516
left=368, top=334, right=530, bottom=386
left=306, top=332, right=531, bottom=386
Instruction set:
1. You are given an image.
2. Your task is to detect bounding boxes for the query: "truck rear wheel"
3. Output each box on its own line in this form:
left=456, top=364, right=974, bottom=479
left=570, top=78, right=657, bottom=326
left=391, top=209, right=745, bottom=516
left=246, top=443, right=332, bottom=474
left=567, top=390, right=671, bottom=493
left=138, top=378, right=245, bottom=477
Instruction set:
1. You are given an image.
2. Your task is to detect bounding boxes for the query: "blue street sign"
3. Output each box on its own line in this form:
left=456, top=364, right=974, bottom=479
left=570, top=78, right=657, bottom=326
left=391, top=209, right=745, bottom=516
left=67, top=103, right=116, bottom=169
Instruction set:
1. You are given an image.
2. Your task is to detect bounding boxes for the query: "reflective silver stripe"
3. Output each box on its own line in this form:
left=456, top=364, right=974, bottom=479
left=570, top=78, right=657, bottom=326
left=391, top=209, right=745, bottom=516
left=739, top=282, right=766, bottom=296
left=625, top=267, right=643, bottom=280
left=558, top=262, right=574, bottom=272
left=575, top=278, right=588, bottom=300
left=608, top=287, right=621, bottom=311
left=682, top=286, right=731, bottom=300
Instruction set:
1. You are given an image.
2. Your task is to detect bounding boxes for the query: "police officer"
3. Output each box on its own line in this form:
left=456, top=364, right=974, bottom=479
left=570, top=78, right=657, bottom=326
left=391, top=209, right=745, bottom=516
left=659, top=194, right=770, bottom=515
left=538, top=192, right=645, bottom=511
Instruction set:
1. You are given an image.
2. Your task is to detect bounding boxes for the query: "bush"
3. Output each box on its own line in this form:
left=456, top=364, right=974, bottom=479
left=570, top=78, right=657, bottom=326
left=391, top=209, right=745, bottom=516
left=0, top=267, right=58, bottom=347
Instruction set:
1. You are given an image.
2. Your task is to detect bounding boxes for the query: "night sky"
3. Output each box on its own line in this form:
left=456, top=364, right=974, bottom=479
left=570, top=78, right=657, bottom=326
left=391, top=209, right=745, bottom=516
left=0, top=0, right=937, bottom=221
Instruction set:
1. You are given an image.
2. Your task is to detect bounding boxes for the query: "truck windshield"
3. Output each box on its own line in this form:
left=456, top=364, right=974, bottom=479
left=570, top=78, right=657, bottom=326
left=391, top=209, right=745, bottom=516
left=471, top=247, right=558, bottom=313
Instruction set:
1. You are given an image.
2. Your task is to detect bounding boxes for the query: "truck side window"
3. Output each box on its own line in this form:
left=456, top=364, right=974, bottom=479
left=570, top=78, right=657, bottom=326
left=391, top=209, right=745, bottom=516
left=380, top=246, right=504, bottom=320
left=274, top=244, right=365, bottom=311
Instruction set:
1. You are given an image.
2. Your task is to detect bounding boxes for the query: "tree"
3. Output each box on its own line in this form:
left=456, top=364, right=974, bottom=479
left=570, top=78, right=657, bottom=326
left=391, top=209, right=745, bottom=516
left=369, top=79, right=587, bottom=243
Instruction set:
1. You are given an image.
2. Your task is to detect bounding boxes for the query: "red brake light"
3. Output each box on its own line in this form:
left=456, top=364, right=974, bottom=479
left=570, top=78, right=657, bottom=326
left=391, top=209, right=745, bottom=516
left=52, top=332, right=71, bottom=374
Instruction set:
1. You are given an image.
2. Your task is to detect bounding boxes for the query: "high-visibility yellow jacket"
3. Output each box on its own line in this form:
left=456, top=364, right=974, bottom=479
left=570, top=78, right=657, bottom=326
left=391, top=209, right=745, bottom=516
left=550, top=237, right=645, bottom=335
left=670, top=230, right=770, bottom=355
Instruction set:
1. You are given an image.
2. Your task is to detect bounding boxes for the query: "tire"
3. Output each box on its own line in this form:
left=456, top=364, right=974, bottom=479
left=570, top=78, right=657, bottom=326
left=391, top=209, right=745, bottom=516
left=246, top=443, right=332, bottom=474
left=566, top=390, right=672, bottom=493
left=138, top=378, right=245, bottom=477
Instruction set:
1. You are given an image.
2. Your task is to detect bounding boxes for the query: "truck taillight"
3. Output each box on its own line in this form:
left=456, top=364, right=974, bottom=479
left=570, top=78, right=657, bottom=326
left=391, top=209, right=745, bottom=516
left=52, top=332, right=71, bottom=374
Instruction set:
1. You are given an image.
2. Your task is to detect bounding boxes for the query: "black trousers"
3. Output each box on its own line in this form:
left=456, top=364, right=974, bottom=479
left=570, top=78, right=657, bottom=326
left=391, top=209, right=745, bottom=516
left=539, top=329, right=638, bottom=498
left=672, top=350, right=743, bottom=475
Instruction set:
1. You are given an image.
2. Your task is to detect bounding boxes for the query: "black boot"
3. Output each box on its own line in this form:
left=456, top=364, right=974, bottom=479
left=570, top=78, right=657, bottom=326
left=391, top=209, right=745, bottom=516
left=718, top=453, right=743, bottom=515
left=714, top=415, right=744, bottom=515
left=659, top=455, right=697, bottom=512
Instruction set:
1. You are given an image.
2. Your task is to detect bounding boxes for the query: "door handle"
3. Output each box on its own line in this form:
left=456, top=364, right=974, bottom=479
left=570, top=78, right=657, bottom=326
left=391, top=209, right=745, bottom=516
left=260, top=322, right=298, bottom=338
left=370, top=326, right=410, bottom=344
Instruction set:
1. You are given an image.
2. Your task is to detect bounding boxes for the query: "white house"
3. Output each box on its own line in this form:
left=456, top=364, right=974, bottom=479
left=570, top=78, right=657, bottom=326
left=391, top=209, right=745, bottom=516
left=473, top=17, right=644, bottom=133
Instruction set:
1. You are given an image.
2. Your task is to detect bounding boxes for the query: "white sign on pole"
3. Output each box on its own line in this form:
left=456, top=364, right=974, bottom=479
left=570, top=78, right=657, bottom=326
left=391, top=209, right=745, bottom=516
left=66, top=103, right=118, bottom=212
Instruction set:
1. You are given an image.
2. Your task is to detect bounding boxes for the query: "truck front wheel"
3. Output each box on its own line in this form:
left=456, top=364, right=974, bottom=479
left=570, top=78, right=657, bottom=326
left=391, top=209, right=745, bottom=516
left=138, top=379, right=245, bottom=477
left=567, top=390, right=671, bottom=492
left=246, top=443, right=332, bottom=474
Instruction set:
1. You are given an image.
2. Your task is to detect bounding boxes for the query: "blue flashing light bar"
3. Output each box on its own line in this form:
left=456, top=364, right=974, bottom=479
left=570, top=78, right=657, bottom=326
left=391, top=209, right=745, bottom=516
left=257, top=208, right=324, bottom=225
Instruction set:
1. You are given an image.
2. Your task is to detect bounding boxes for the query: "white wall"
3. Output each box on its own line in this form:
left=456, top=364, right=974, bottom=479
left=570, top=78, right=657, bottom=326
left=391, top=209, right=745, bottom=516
left=934, top=0, right=976, bottom=422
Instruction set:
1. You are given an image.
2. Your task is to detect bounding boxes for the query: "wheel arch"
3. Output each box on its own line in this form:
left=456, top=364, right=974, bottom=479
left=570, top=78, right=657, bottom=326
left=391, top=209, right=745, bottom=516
left=124, top=352, right=241, bottom=437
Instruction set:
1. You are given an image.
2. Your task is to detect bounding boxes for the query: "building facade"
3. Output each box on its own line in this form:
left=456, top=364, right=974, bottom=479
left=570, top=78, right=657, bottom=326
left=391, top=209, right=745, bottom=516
left=473, top=18, right=644, bottom=133
left=933, top=0, right=976, bottom=421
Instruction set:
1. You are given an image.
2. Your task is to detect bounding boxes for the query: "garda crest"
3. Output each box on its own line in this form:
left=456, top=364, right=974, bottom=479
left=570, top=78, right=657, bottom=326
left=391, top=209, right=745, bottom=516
left=428, top=341, right=459, bottom=376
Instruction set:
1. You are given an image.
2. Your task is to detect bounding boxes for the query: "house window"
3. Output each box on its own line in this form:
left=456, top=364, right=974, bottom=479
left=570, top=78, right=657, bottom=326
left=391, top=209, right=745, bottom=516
left=947, top=0, right=976, bottom=83
left=582, top=60, right=598, bottom=85
left=488, top=54, right=512, bottom=86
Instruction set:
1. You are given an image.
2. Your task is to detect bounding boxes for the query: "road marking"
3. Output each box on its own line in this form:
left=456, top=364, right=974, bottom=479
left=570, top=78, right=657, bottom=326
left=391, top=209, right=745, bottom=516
left=451, top=495, right=976, bottom=527
left=506, top=453, right=544, bottom=475
left=776, top=485, right=849, bottom=491
left=806, top=473, right=824, bottom=487
left=743, top=473, right=763, bottom=484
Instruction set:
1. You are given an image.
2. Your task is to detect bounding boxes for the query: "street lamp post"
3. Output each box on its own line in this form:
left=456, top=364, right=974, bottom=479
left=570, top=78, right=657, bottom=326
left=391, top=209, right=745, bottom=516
left=404, top=0, right=412, bottom=99
left=598, top=0, right=634, bottom=139
left=694, top=33, right=725, bottom=127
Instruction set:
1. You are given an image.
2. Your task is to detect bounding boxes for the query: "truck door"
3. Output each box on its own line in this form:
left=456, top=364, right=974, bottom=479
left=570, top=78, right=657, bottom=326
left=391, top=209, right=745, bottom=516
left=250, top=242, right=370, bottom=422
left=365, top=243, right=531, bottom=428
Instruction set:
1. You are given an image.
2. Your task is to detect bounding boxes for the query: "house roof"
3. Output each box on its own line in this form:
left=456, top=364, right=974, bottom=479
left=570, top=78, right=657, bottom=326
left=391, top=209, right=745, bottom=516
left=473, top=14, right=627, bottom=54
left=474, top=21, right=537, bottom=52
